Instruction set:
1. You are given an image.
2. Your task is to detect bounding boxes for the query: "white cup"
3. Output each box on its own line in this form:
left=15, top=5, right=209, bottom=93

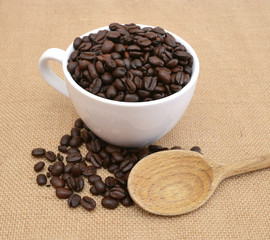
left=39, top=25, right=199, bottom=147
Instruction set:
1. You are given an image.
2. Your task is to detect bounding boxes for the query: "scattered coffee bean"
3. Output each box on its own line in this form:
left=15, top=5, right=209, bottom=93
left=81, top=165, right=96, bottom=177
left=36, top=174, right=47, bottom=186
left=58, top=145, right=68, bottom=153
left=68, top=194, right=81, bottom=208
left=71, top=165, right=81, bottom=177
left=34, top=161, right=45, bottom=172
left=56, top=187, right=73, bottom=199
left=67, top=147, right=80, bottom=154
left=81, top=196, right=96, bottom=211
left=67, top=23, right=193, bottom=102
left=74, top=118, right=84, bottom=128
left=60, top=134, right=71, bottom=146
left=45, top=151, right=56, bottom=162
left=105, top=176, right=117, bottom=188
left=57, top=153, right=63, bottom=161
left=69, top=136, right=82, bottom=148
left=94, top=180, right=106, bottom=194
left=101, top=197, right=119, bottom=209
left=190, top=146, right=202, bottom=154
left=50, top=176, right=65, bottom=188
left=66, top=152, right=82, bottom=163
left=51, top=162, right=64, bottom=176
left=88, top=175, right=102, bottom=185
left=121, top=195, right=134, bottom=207
left=109, top=187, right=126, bottom=199
left=32, top=148, right=46, bottom=157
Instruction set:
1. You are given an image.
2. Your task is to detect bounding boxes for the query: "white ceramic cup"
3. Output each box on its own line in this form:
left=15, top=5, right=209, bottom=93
left=39, top=25, right=199, bottom=147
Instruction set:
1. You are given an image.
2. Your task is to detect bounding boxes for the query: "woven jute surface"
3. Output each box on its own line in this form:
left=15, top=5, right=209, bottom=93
left=0, top=0, right=270, bottom=239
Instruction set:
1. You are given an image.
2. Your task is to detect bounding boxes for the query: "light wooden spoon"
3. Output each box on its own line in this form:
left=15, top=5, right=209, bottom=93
left=128, top=150, right=270, bottom=216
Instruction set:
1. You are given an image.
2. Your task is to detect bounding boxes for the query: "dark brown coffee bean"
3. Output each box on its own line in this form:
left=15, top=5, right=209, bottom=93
left=67, top=147, right=80, bottom=154
left=101, top=197, right=119, bottom=209
left=137, top=37, right=151, bottom=47
left=36, top=174, right=47, bottom=186
left=82, top=165, right=96, bottom=177
left=66, top=152, right=82, bottom=163
left=71, top=127, right=80, bottom=137
left=81, top=196, right=96, bottom=210
left=78, top=161, right=87, bottom=171
left=91, top=139, right=101, bottom=153
left=60, top=134, right=71, bottom=146
left=105, top=57, right=117, bottom=70
left=69, top=50, right=80, bottom=61
left=51, top=161, right=64, bottom=176
left=106, top=85, right=118, bottom=99
left=107, top=31, right=121, bottom=40
left=62, top=173, right=71, bottom=183
left=34, top=161, right=45, bottom=172
left=173, top=50, right=192, bottom=60
left=125, top=78, right=136, bottom=94
left=47, top=165, right=53, bottom=172
left=105, top=176, right=117, bottom=188
left=124, top=93, right=139, bottom=102
left=190, top=146, right=202, bottom=154
left=149, top=56, right=164, bottom=67
left=32, top=148, right=46, bottom=157
left=171, top=146, right=182, bottom=150
left=68, top=194, right=81, bottom=208
left=111, top=152, right=124, bottom=163
left=94, top=180, right=106, bottom=194
left=100, top=72, right=113, bottom=85
left=74, top=118, right=84, bottom=128
left=78, top=42, right=92, bottom=51
left=112, top=67, right=126, bottom=78
left=115, top=43, right=125, bottom=53
left=56, top=187, right=73, bottom=199
left=170, top=84, right=182, bottom=92
left=114, top=170, right=125, bottom=178
left=120, top=159, right=133, bottom=172
left=116, top=177, right=127, bottom=187
left=108, top=164, right=119, bottom=173
left=64, top=163, right=73, bottom=174
left=88, top=175, right=102, bottom=185
left=149, top=144, right=163, bottom=152
left=78, top=60, right=90, bottom=70
left=71, top=165, right=81, bottom=177
left=90, top=154, right=103, bottom=168
left=50, top=176, right=65, bottom=188
left=75, top=177, right=84, bottom=192
left=90, top=185, right=99, bottom=195
left=101, top=40, right=115, bottom=54
left=67, top=176, right=76, bottom=190
left=166, top=59, right=178, bottom=68
left=115, top=78, right=126, bottom=91
left=164, top=34, right=176, bottom=47
left=87, top=62, right=99, bottom=80
left=57, top=153, right=63, bottom=161
left=138, top=90, right=150, bottom=99
left=127, top=45, right=141, bottom=51
left=73, top=37, right=82, bottom=49
left=121, top=195, right=134, bottom=207
left=144, top=76, right=157, bottom=92
left=153, top=92, right=166, bottom=100
left=69, top=136, right=82, bottom=148
left=45, top=151, right=56, bottom=162
left=81, top=130, right=90, bottom=143
left=109, top=187, right=126, bottom=200
left=158, top=69, right=171, bottom=84
left=58, top=145, right=68, bottom=153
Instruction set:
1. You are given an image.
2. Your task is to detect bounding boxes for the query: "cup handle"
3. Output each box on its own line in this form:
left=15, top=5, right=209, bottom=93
left=39, top=48, right=69, bottom=97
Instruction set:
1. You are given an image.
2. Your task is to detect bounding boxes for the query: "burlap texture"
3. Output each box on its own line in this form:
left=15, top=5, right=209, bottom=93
left=0, top=0, right=270, bottom=239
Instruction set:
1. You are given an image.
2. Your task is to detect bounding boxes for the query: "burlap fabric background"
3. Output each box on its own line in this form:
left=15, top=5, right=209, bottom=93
left=0, top=0, right=270, bottom=239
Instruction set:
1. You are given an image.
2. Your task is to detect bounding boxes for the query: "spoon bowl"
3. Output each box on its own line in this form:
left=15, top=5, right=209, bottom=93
left=128, top=150, right=270, bottom=216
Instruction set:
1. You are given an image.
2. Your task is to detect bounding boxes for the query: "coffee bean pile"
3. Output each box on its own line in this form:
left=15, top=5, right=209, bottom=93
left=67, top=23, right=193, bottom=102
left=32, top=118, right=202, bottom=211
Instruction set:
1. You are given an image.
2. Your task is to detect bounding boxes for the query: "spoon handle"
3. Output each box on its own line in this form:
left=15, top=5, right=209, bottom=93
left=223, top=154, right=270, bottom=179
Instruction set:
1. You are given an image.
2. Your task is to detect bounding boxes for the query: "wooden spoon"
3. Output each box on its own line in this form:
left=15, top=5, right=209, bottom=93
left=128, top=150, right=270, bottom=216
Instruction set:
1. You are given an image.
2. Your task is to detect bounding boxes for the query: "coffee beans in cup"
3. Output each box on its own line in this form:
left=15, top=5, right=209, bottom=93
left=67, top=23, right=193, bottom=102
left=32, top=118, right=202, bottom=211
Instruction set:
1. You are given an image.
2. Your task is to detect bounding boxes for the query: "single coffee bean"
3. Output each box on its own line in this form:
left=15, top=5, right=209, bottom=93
left=68, top=194, right=81, bottom=208
left=105, top=57, right=117, bottom=70
left=101, top=40, right=115, bottom=54
left=173, top=50, right=191, bottom=60
left=62, top=173, right=71, bottom=182
left=112, top=152, right=124, bottom=163
left=69, top=136, right=82, bottom=148
left=50, top=176, right=65, bottom=188
left=58, top=145, right=68, bottom=153
left=125, top=78, right=137, bottom=93
left=71, top=127, right=81, bottom=137
left=32, top=148, right=46, bottom=157
left=34, top=161, right=45, bottom=172
left=60, top=134, right=71, bottom=146
left=51, top=161, right=64, bottom=176
left=105, top=176, right=117, bottom=188
left=124, top=93, right=139, bottom=102
left=82, top=165, right=96, bottom=177
left=67, top=147, right=80, bottom=154
left=121, top=195, right=134, bottom=207
left=137, top=37, right=151, bottom=47
left=101, top=72, right=113, bottom=85
left=81, top=196, right=96, bottom=211
left=78, top=161, right=87, bottom=171
left=109, top=187, right=126, bottom=200
left=114, top=170, right=125, bottom=178
left=158, top=69, right=171, bottom=84
left=90, top=154, right=102, bottom=168
left=190, top=146, right=202, bottom=154
left=115, top=43, right=125, bottom=53
left=91, top=139, right=102, bottom=153
left=64, top=163, right=74, bottom=173
left=57, top=153, right=63, bottom=161
left=73, top=37, right=82, bottom=49
left=101, top=197, right=119, bottom=209
left=36, top=174, right=47, bottom=186
left=66, top=152, right=82, bottom=163
left=75, top=177, right=84, bottom=192
left=90, top=185, right=99, bottom=195
left=56, top=187, right=73, bottom=199
left=71, top=165, right=81, bottom=177
left=149, top=56, right=164, bottom=67
left=107, top=31, right=121, bottom=40
left=149, top=144, right=163, bottom=152
left=88, top=175, right=102, bottom=185
left=45, top=151, right=56, bottom=162
left=67, top=176, right=76, bottom=190
left=116, top=177, right=127, bottom=187
left=108, top=164, right=119, bottom=173
left=74, top=118, right=84, bottom=128
left=48, top=165, right=53, bottom=172
left=94, top=180, right=106, bottom=194
left=106, top=85, right=118, bottom=99
left=144, top=76, right=157, bottom=92
left=46, top=172, right=51, bottom=178
left=120, top=159, right=134, bottom=172
left=112, top=67, right=126, bottom=78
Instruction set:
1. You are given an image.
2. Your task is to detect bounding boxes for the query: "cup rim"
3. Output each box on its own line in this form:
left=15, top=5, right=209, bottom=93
left=62, top=24, right=200, bottom=107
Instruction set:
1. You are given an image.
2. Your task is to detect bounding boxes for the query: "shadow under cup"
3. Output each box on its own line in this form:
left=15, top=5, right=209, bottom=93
left=40, top=25, right=200, bottom=147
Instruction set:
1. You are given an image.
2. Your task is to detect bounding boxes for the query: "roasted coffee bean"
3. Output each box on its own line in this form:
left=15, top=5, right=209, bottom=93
left=48, top=165, right=53, bottom=172
left=164, top=33, right=176, bottom=47
left=171, top=146, right=182, bottom=150
left=137, top=37, right=151, bottom=47
left=105, top=176, right=117, bottom=188
left=101, top=40, right=115, bottom=54
left=81, top=165, right=96, bottom=177
left=107, top=31, right=121, bottom=40
left=90, top=185, right=99, bottom=195
left=75, top=177, right=84, bottom=192
left=62, top=173, right=71, bottom=182
left=149, top=144, right=163, bottom=152
left=144, top=76, right=157, bottom=92
left=106, top=85, right=117, bottom=99
left=67, top=176, right=76, bottom=190
left=78, top=161, right=87, bottom=171
left=91, top=139, right=102, bottom=153
left=112, top=67, right=126, bottom=78
left=114, top=170, right=125, bottom=178
left=149, top=56, right=164, bottom=67
left=50, top=176, right=65, bottom=188
left=56, top=187, right=73, bottom=199
left=81, top=130, right=90, bottom=143
left=124, top=93, right=139, bottom=102
left=34, top=161, right=45, bottom=172
left=68, top=194, right=81, bottom=208
left=78, top=42, right=92, bottom=51
left=166, top=59, right=178, bottom=69
left=64, top=163, right=73, bottom=174
left=73, top=37, right=82, bottom=49
left=96, top=61, right=105, bottom=74
left=66, top=152, right=82, bottom=163
left=69, top=136, right=82, bottom=148
left=58, top=145, right=68, bottom=153
left=125, top=78, right=136, bottom=93
left=78, top=60, right=90, bottom=70
left=101, top=197, right=119, bottom=209
left=51, top=161, right=64, bottom=176
left=57, top=153, right=63, bottom=161
left=74, top=118, right=84, bottom=128
left=60, top=134, right=72, bottom=146
left=112, top=152, right=124, bottom=163
left=88, top=175, right=102, bottom=185
left=120, top=159, right=133, bottom=172
left=45, top=151, right=56, bottom=162
left=36, top=174, right=47, bottom=186
left=173, top=50, right=191, bottom=60
left=190, top=146, right=202, bottom=154
left=32, top=148, right=46, bottom=157
left=116, top=177, right=127, bottom=187
left=108, top=164, right=119, bottom=173
left=158, top=69, right=171, bottom=84
left=170, top=84, right=182, bottom=92
left=121, top=195, right=134, bottom=207
left=105, top=58, right=117, bottom=71
left=94, top=180, right=106, bottom=194
left=90, top=154, right=103, bottom=168
left=71, top=165, right=81, bottom=177
left=71, top=127, right=80, bottom=137
left=69, top=50, right=80, bottom=61
left=81, top=196, right=96, bottom=210
left=109, top=187, right=126, bottom=199
left=46, top=172, right=51, bottom=178
left=115, top=43, right=125, bottom=53
left=67, top=147, right=80, bottom=154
